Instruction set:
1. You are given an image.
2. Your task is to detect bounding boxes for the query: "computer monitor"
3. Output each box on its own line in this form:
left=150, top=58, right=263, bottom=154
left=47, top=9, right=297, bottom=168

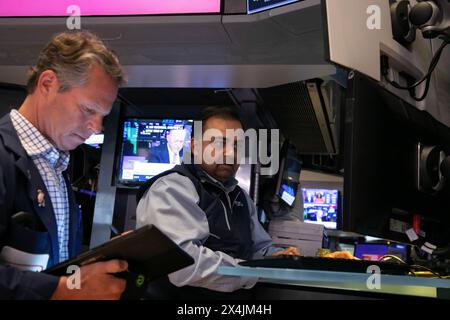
left=260, top=140, right=302, bottom=219
left=344, top=72, right=450, bottom=245
left=276, top=141, right=302, bottom=206
left=354, top=243, right=409, bottom=262
left=387, top=243, right=409, bottom=262
left=302, top=188, right=339, bottom=230
left=117, top=118, right=193, bottom=185
left=354, top=243, right=388, bottom=261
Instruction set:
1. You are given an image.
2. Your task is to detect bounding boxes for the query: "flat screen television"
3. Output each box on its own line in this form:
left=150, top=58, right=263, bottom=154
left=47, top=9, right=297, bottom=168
left=302, top=188, right=339, bottom=230
left=118, top=118, right=193, bottom=186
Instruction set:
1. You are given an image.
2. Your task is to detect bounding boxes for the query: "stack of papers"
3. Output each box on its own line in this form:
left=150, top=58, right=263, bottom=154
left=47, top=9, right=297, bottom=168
left=269, top=219, right=324, bottom=257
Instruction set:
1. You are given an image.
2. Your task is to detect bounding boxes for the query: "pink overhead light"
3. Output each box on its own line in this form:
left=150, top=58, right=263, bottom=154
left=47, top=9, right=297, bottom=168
left=0, top=0, right=221, bottom=17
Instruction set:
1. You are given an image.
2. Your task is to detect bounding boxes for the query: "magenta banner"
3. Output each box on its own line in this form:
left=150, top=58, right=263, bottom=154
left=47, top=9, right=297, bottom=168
left=0, top=0, right=221, bottom=17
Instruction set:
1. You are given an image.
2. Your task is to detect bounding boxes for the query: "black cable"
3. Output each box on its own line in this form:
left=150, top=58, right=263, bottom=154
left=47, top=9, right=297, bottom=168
left=412, top=38, right=449, bottom=101
left=385, top=37, right=450, bottom=101
left=379, top=254, right=447, bottom=278
left=388, top=37, right=449, bottom=90
left=409, top=38, right=448, bottom=88
left=410, top=264, right=443, bottom=278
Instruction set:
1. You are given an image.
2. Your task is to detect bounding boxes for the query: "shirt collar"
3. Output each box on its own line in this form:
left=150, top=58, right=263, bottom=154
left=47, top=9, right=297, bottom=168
left=10, top=109, right=70, bottom=171
left=198, top=166, right=239, bottom=193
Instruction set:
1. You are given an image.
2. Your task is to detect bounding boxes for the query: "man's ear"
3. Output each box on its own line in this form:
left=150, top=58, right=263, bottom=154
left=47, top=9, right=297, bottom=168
left=37, top=70, right=59, bottom=96
left=190, top=138, right=197, bottom=156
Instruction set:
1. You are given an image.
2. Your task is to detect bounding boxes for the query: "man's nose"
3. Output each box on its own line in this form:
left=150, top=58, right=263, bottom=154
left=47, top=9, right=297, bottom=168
left=223, top=143, right=235, bottom=162
left=88, top=114, right=103, bottom=135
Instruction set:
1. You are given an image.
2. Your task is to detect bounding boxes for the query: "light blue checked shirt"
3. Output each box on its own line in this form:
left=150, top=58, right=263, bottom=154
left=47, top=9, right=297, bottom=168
left=10, top=109, right=70, bottom=263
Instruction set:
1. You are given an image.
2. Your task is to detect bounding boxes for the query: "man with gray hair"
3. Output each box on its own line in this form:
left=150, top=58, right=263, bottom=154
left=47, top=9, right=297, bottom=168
left=149, top=128, right=187, bottom=164
left=0, top=31, right=128, bottom=299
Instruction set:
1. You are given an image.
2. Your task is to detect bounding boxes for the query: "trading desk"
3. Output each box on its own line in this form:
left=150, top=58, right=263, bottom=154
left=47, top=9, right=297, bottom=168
left=218, top=266, right=450, bottom=299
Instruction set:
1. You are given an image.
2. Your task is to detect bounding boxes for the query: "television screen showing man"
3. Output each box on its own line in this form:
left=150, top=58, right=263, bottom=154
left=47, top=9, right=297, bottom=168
left=119, top=120, right=193, bottom=182
left=149, top=128, right=187, bottom=164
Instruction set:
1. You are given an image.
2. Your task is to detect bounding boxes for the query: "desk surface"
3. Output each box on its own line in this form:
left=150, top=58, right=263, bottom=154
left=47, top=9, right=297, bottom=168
left=218, top=266, right=450, bottom=299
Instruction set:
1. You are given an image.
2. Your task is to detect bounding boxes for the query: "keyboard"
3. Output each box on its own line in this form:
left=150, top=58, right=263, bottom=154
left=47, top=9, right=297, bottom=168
left=239, top=255, right=410, bottom=275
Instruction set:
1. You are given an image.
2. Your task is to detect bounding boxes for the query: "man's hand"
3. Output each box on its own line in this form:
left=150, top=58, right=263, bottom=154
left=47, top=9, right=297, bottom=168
left=50, top=259, right=128, bottom=300
left=323, top=251, right=358, bottom=260
left=272, top=246, right=301, bottom=256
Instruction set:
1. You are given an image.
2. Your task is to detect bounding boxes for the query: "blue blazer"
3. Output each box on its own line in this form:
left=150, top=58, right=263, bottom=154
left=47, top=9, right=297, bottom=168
left=149, top=143, right=182, bottom=163
left=0, top=114, right=82, bottom=299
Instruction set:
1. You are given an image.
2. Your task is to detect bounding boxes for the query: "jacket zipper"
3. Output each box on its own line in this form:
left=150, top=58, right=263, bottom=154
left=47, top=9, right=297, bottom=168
left=201, top=178, right=234, bottom=231
left=224, top=192, right=232, bottom=214
left=219, top=199, right=231, bottom=231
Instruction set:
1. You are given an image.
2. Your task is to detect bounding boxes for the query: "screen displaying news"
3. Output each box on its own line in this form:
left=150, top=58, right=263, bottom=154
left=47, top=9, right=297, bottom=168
left=302, top=188, right=338, bottom=229
left=119, top=119, right=193, bottom=184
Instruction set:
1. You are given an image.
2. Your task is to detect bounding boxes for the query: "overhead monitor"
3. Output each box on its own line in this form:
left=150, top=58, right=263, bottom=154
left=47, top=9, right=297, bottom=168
left=0, top=0, right=221, bottom=17
left=247, top=0, right=299, bottom=14
left=118, top=118, right=193, bottom=186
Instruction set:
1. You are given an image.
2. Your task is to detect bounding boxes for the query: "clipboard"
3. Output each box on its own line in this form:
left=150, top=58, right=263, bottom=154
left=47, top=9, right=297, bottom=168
left=44, top=225, right=194, bottom=279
